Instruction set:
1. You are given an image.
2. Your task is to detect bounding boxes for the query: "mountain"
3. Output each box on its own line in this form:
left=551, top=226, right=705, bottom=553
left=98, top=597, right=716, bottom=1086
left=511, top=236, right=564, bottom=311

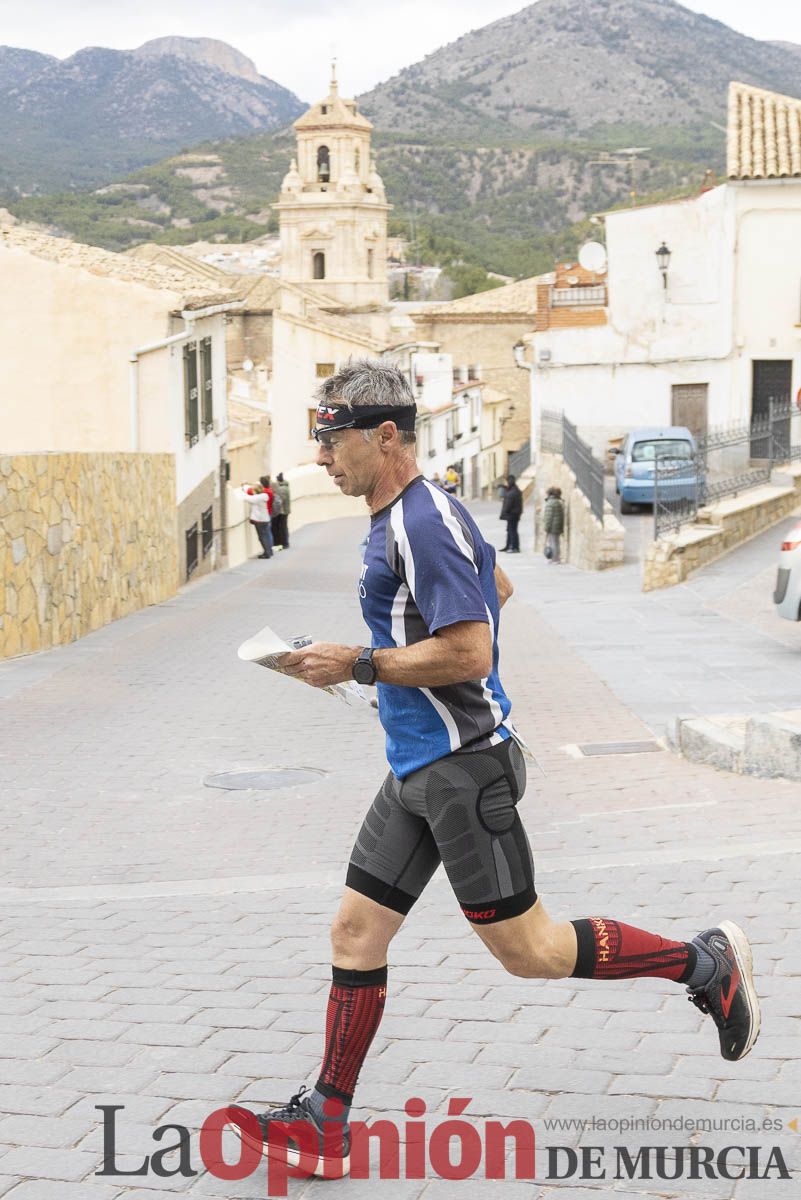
left=131, top=38, right=265, bottom=85
left=358, top=0, right=801, bottom=140
left=0, top=38, right=304, bottom=192
left=6, top=0, right=801, bottom=283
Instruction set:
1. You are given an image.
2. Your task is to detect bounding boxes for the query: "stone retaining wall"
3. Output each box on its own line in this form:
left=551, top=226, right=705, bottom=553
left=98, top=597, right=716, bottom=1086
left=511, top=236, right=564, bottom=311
left=534, top=452, right=625, bottom=571
left=1, top=453, right=177, bottom=659
left=643, top=466, right=801, bottom=591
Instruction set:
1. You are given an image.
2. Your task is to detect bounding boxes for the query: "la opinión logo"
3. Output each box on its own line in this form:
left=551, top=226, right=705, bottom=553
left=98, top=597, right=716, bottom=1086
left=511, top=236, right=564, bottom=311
left=96, top=1101, right=791, bottom=1195
left=96, top=1098, right=536, bottom=1195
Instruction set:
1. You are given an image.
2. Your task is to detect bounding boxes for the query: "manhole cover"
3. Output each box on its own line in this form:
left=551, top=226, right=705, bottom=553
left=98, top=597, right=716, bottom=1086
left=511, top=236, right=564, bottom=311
left=203, top=768, right=327, bottom=792
left=578, top=741, right=663, bottom=757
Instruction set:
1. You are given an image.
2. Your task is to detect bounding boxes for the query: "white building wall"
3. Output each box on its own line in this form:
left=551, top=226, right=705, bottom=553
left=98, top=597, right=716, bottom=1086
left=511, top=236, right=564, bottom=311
left=270, top=313, right=383, bottom=472
left=529, top=181, right=801, bottom=457
left=604, top=186, right=735, bottom=362
left=733, top=183, right=801, bottom=405
left=0, top=248, right=183, bottom=454
left=412, top=352, right=452, bottom=410
left=173, top=315, right=229, bottom=506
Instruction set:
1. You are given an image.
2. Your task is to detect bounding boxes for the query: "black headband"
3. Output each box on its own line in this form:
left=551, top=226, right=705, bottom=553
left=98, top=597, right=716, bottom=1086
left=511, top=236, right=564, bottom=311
left=312, top=403, right=417, bottom=441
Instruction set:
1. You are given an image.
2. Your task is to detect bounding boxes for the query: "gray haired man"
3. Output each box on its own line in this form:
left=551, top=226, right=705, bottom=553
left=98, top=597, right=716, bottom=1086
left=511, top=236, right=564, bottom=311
left=228, top=359, right=759, bottom=1179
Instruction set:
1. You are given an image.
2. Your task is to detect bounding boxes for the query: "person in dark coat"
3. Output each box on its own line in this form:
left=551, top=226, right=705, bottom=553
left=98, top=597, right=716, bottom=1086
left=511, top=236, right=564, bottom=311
left=272, top=472, right=291, bottom=550
left=499, top=474, right=523, bottom=553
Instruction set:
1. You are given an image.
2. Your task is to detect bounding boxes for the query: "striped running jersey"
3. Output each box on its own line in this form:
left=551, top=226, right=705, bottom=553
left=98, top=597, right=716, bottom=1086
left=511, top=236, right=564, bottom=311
left=360, top=476, right=512, bottom=778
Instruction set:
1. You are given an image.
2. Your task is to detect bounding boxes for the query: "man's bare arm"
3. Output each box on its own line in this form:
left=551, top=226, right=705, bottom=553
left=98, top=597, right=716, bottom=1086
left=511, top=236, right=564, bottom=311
left=281, top=620, right=492, bottom=689
left=373, top=620, right=492, bottom=686
left=495, top=563, right=513, bottom=607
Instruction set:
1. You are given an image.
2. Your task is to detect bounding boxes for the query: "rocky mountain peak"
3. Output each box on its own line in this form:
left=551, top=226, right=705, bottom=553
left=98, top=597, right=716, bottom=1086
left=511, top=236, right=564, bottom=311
left=132, top=37, right=264, bottom=86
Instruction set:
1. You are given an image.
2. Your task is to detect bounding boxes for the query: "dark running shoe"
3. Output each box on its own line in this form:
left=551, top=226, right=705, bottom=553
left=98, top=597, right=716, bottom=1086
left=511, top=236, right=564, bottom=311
left=227, top=1086, right=350, bottom=1178
left=687, top=921, right=760, bottom=1060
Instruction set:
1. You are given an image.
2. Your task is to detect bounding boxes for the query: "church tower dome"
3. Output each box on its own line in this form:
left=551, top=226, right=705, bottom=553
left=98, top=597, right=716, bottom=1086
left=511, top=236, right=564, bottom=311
left=273, top=64, right=390, bottom=305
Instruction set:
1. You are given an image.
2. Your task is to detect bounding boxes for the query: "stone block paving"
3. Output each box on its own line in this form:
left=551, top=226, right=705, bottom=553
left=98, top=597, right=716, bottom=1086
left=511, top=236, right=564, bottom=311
left=0, top=511, right=799, bottom=1199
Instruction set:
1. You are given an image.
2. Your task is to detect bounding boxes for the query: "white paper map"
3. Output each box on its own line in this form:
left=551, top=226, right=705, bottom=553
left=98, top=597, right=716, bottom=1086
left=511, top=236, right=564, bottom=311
left=237, top=624, right=375, bottom=710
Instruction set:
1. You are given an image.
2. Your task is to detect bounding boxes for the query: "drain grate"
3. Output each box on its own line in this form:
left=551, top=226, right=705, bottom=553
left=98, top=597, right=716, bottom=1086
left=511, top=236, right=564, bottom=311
left=204, top=767, right=327, bottom=792
left=577, top=741, right=663, bottom=757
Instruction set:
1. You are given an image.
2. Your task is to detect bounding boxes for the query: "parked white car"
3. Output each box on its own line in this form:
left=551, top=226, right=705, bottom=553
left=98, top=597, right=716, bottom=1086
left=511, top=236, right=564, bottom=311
left=774, top=519, right=801, bottom=621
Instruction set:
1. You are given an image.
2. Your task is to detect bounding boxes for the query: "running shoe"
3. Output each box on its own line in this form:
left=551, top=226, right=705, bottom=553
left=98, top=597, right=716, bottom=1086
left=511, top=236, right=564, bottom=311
left=687, top=921, right=760, bottom=1060
left=227, top=1086, right=350, bottom=1178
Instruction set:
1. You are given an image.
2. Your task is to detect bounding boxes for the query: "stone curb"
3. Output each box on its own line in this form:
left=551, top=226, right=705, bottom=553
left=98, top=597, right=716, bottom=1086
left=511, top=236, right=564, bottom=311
left=668, top=709, right=801, bottom=780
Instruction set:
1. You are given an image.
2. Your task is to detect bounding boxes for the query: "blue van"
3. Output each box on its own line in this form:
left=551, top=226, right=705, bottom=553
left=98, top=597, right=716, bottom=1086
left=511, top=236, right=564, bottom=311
left=614, top=426, right=697, bottom=514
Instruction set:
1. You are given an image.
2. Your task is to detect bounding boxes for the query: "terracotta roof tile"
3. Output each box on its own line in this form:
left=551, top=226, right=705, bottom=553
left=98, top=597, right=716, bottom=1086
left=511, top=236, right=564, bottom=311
left=727, top=81, right=801, bottom=180
left=1, top=224, right=238, bottom=305
left=416, top=274, right=549, bottom=317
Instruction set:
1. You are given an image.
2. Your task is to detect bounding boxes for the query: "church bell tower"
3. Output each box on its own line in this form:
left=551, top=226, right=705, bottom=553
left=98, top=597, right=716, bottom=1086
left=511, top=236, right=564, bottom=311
left=274, top=65, right=390, bottom=306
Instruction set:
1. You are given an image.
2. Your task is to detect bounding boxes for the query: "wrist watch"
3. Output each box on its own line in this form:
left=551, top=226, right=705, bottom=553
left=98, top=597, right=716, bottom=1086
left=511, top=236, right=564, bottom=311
left=352, top=647, right=378, bottom=686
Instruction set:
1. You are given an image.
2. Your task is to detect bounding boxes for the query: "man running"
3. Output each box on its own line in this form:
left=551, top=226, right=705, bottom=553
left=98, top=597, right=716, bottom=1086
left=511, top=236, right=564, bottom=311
left=233, top=358, right=760, bottom=1177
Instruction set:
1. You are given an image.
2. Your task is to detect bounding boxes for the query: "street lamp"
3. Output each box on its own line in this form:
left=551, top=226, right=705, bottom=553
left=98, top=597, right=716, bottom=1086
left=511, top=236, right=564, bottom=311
left=655, top=242, right=671, bottom=289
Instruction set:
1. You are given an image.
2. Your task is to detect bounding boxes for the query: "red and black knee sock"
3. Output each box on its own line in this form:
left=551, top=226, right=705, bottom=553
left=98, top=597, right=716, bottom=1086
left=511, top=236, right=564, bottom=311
left=571, top=917, right=698, bottom=983
left=310, top=964, right=387, bottom=1122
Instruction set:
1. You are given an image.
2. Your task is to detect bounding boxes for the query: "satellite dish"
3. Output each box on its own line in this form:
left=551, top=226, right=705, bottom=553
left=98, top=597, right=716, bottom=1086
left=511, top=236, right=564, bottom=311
left=578, top=241, right=607, bottom=273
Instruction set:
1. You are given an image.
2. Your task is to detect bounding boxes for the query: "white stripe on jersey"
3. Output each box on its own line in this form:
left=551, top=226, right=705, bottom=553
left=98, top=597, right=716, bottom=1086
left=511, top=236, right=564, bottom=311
left=390, top=581, right=409, bottom=649
left=390, top=495, right=461, bottom=753
left=390, top=499, right=416, bottom=595
left=426, top=482, right=504, bottom=729
left=423, top=481, right=477, bottom=569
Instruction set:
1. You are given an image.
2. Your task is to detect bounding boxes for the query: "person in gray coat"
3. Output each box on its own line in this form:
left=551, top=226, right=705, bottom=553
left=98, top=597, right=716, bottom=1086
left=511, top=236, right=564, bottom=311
left=543, top=486, right=565, bottom=563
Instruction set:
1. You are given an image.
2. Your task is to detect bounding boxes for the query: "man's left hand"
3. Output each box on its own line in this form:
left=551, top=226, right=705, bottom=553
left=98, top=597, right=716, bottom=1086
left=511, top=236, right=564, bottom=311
left=281, top=642, right=360, bottom=688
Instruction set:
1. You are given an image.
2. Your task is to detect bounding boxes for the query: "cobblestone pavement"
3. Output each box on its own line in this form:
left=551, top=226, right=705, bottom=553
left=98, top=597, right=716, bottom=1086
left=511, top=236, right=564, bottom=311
left=1, top=506, right=799, bottom=1200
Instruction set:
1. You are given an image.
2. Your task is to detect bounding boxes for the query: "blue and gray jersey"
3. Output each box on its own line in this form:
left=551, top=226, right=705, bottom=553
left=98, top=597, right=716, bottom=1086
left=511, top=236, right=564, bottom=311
left=360, top=476, right=512, bottom=778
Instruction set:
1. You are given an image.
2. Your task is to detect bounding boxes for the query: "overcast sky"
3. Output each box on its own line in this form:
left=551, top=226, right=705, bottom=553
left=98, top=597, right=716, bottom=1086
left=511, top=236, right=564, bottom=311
left=2, top=0, right=800, bottom=100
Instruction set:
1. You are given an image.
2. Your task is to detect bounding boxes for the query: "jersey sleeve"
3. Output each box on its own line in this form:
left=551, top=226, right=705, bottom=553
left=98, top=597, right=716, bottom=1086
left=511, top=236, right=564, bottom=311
left=388, top=486, right=490, bottom=634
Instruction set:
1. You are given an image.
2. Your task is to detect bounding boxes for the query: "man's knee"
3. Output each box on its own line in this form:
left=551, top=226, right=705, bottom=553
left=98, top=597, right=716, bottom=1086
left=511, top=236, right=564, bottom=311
left=330, top=909, right=391, bottom=961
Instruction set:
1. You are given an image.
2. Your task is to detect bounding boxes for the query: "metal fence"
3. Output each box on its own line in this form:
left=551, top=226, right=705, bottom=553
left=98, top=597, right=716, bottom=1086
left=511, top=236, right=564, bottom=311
left=540, top=408, right=605, bottom=522
left=654, top=400, right=801, bottom=539
left=507, top=440, right=531, bottom=478
left=653, top=460, right=703, bottom=539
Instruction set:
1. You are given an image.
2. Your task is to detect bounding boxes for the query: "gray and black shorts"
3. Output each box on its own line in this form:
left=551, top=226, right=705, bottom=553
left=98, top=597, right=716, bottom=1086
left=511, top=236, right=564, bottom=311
left=346, top=737, right=537, bottom=925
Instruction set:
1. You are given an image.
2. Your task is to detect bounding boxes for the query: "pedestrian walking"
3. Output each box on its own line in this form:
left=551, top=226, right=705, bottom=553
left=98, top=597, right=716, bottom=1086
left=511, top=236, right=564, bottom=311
left=543, top=485, right=565, bottom=563
left=499, top=472, right=523, bottom=553
left=241, top=483, right=273, bottom=559
left=273, top=472, right=291, bottom=549
left=229, top=358, right=760, bottom=1179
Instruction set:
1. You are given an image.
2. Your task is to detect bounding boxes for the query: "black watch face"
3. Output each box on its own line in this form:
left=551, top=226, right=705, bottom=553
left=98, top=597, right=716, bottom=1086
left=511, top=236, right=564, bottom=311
left=353, top=657, right=375, bottom=685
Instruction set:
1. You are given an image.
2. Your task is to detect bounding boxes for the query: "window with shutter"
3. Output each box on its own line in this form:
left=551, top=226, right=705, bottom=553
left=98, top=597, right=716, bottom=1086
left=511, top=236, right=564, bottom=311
left=201, top=337, right=213, bottom=434
left=184, top=341, right=199, bottom=446
left=186, top=523, right=199, bottom=579
left=201, top=507, right=214, bottom=557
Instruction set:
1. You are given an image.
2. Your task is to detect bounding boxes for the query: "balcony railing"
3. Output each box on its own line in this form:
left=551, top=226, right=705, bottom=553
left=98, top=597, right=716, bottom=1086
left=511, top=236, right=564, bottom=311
left=550, top=285, right=607, bottom=308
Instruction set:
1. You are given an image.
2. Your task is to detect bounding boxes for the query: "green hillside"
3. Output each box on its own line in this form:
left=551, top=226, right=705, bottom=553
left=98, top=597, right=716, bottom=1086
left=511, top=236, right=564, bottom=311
left=6, top=128, right=705, bottom=283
